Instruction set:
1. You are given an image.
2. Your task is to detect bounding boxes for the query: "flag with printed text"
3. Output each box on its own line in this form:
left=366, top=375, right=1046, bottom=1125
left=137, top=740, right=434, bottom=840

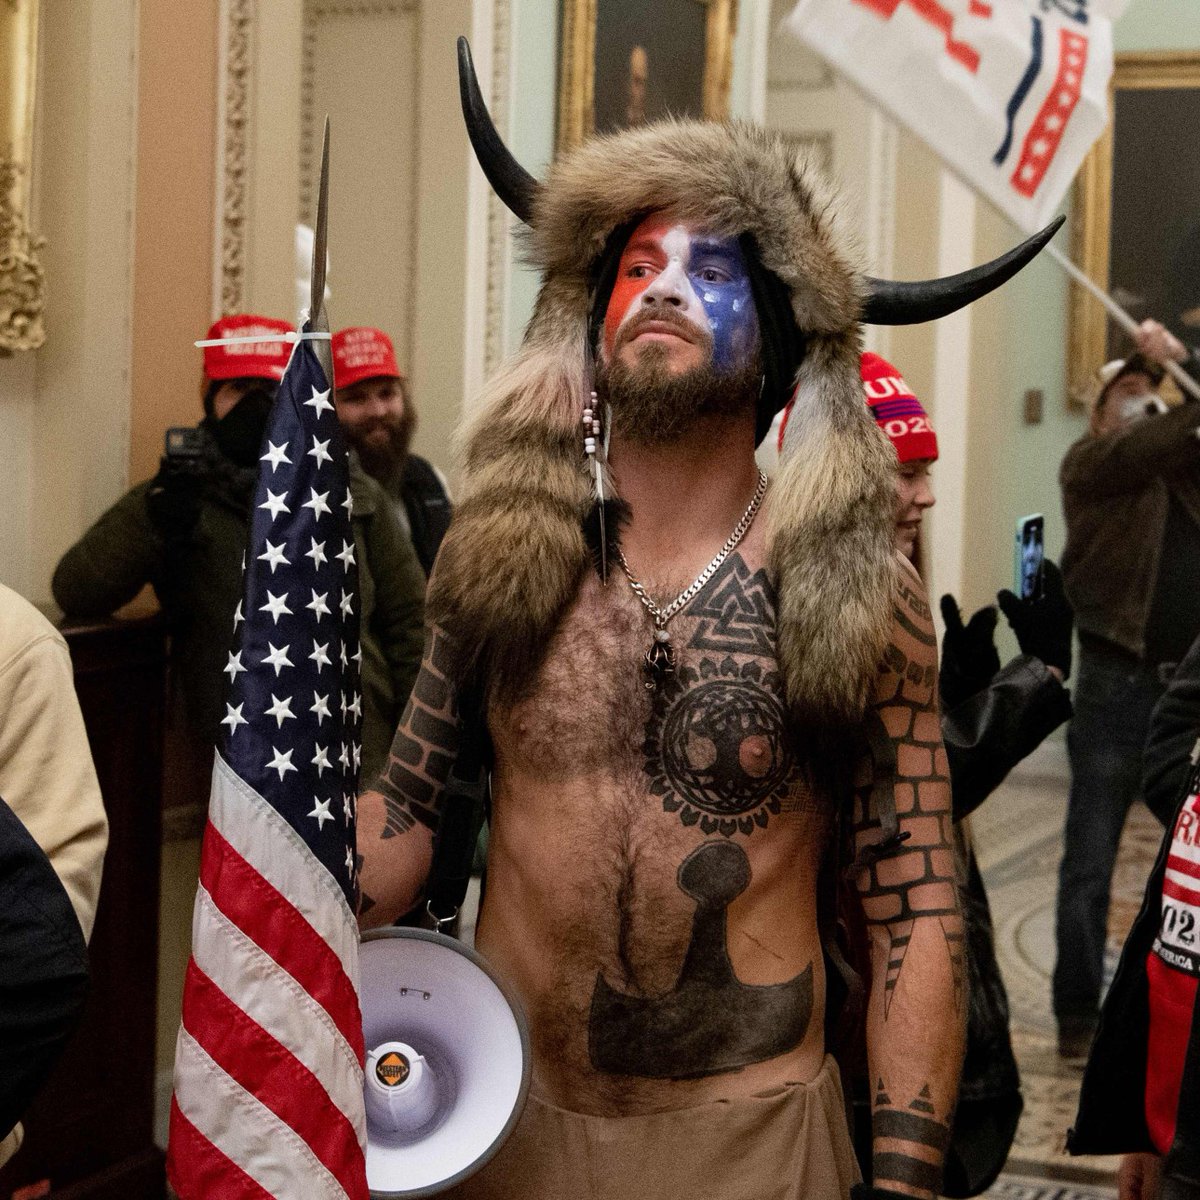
left=785, top=0, right=1130, bottom=233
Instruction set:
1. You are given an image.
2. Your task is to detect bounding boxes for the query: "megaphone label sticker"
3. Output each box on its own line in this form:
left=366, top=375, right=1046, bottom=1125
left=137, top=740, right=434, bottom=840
left=376, top=1051, right=410, bottom=1087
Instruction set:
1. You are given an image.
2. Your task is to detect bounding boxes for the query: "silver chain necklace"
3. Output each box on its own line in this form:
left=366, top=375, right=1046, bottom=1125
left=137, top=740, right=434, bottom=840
left=618, top=468, right=768, bottom=691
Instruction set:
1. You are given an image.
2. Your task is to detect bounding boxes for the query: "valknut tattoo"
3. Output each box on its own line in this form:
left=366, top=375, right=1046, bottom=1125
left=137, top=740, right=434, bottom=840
left=588, top=841, right=813, bottom=1078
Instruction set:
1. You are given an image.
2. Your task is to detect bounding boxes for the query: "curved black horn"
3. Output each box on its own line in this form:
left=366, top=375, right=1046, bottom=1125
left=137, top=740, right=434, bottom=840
left=457, top=37, right=539, bottom=224
left=861, top=215, right=1064, bottom=325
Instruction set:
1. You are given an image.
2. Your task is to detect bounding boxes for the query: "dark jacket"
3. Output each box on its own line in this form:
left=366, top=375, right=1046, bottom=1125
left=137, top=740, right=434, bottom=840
left=51, top=453, right=425, bottom=782
left=1070, top=633, right=1200, bottom=1190
left=396, top=455, right=453, bottom=577
left=1060, top=400, right=1200, bottom=659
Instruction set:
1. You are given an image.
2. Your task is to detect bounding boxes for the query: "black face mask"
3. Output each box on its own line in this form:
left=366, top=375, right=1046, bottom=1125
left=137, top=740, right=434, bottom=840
left=210, top=387, right=275, bottom=467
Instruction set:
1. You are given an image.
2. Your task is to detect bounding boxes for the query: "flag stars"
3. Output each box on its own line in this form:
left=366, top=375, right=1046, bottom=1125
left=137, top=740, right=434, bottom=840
left=303, top=385, right=334, bottom=419
left=340, top=590, right=354, bottom=618
left=258, top=540, right=290, bottom=573
left=348, top=692, right=362, bottom=721
left=339, top=641, right=349, bottom=668
left=343, top=792, right=355, bottom=824
left=306, top=590, right=331, bottom=622
left=352, top=743, right=361, bottom=771
left=224, top=650, right=247, bottom=683
left=351, top=643, right=362, bottom=667
left=262, top=643, right=294, bottom=676
left=305, top=538, right=328, bottom=570
left=310, top=640, right=332, bottom=672
left=336, top=540, right=356, bottom=570
left=264, top=694, right=297, bottom=728
left=341, top=489, right=354, bottom=518
left=339, top=742, right=351, bottom=771
left=259, top=590, right=293, bottom=624
left=260, top=441, right=291, bottom=473
left=302, top=488, right=332, bottom=520
left=312, top=744, right=332, bottom=776
left=265, top=747, right=298, bottom=781
left=308, top=437, right=332, bottom=468
left=308, top=795, right=335, bottom=829
left=233, top=601, right=244, bottom=628
left=310, top=692, right=332, bottom=724
left=221, top=702, right=248, bottom=735
left=345, top=845, right=355, bottom=877
left=259, top=489, right=291, bottom=521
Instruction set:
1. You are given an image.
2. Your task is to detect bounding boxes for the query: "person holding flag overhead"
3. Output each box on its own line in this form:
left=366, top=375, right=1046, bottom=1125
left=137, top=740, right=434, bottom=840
left=51, top=313, right=426, bottom=785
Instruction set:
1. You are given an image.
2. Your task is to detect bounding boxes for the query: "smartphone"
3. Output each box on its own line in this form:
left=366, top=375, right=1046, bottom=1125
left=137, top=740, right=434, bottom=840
left=1014, top=514, right=1045, bottom=600
left=164, top=427, right=207, bottom=461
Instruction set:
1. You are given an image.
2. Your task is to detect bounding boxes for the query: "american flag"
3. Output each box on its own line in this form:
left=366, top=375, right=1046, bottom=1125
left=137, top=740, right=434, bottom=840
left=167, top=332, right=369, bottom=1199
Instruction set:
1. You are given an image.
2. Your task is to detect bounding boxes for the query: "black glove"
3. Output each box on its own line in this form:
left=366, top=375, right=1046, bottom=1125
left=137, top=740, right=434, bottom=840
left=146, top=456, right=204, bottom=543
left=938, top=594, right=1000, bottom=709
left=851, top=1186, right=931, bottom=1200
left=997, top=557, right=1073, bottom=680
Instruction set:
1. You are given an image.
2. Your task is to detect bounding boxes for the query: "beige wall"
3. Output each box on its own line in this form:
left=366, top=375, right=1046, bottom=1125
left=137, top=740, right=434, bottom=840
left=130, top=0, right=220, bottom=486
left=0, top=0, right=139, bottom=604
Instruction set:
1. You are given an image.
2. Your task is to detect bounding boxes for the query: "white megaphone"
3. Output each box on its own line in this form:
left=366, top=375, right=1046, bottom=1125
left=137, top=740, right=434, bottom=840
left=360, top=927, right=531, bottom=1197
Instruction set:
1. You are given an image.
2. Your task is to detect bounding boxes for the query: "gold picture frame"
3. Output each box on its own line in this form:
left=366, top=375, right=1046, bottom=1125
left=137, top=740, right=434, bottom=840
left=0, top=0, right=46, bottom=354
left=1067, top=51, right=1200, bottom=406
left=557, top=0, right=739, bottom=154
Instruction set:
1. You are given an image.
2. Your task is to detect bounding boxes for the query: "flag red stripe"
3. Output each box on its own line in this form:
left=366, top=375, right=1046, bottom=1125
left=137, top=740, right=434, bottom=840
left=201, top=822, right=364, bottom=1058
left=167, top=1095, right=276, bottom=1200
left=182, top=961, right=367, bottom=1197
left=1167, top=853, right=1200, bottom=881
left=1163, top=876, right=1200, bottom=908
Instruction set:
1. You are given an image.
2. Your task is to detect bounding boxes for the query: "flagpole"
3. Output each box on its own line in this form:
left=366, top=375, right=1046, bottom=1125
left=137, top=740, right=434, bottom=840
left=1044, top=242, right=1200, bottom=402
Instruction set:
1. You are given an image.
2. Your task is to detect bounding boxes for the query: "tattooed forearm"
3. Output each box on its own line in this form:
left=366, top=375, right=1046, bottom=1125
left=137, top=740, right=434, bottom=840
left=855, top=567, right=965, bottom=1199
left=375, top=628, right=463, bottom=838
left=872, top=1081, right=953, bottom=1196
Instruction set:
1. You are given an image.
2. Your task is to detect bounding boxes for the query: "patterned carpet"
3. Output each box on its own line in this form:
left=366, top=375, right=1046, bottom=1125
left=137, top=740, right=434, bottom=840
left=971, top=737, right=1163, bottom=1196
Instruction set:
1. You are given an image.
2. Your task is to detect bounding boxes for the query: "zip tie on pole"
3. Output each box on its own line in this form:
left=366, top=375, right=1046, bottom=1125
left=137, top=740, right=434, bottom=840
left=193, top=331, right=332, bottom=348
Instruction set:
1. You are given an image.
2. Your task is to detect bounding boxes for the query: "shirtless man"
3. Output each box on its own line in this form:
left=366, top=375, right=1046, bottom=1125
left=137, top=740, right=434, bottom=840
left=356, top=62, right=1056, bottom=1198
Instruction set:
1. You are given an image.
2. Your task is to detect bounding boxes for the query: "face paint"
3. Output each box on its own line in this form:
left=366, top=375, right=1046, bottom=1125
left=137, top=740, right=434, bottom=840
left=603, top=216, right=759, bottom=374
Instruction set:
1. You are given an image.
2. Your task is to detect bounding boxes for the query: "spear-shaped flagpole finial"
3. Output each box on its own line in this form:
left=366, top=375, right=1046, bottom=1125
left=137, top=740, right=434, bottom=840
left=308, top=116, right=333, bottom=383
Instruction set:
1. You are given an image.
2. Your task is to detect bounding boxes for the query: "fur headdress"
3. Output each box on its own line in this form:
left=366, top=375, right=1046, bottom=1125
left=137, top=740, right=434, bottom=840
left=431, top=40, right=1060, bottom=727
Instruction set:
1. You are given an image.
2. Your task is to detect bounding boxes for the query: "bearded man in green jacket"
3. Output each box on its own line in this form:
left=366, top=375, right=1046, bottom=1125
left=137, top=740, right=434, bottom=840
left=52, top=314, right=426, bottom=784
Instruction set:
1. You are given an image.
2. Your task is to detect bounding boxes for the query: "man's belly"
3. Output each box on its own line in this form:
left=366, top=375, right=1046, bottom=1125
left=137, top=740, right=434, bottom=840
left=473, top=771, right=831, bottom=1117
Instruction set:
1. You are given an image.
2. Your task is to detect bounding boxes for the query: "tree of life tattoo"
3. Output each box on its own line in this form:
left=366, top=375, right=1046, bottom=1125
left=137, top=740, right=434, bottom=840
left=642, top=556, right=804, bottom=838
left=588, top=840, right=813, bottom=1079
left=375, top=629, right=462, bottom=839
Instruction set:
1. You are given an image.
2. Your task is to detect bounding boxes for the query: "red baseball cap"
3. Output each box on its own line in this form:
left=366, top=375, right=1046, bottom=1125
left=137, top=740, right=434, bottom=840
left=776, top=352, right=938, bottom=463
left=202, top=314, right=294, bottom=382
left=332, top=327, right=403, bottom=389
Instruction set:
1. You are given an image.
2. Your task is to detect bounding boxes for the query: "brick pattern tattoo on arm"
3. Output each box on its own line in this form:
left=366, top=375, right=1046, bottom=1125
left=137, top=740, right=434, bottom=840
left=375, top=628, right=463, bottom=838
left=852, top=598, right=965, bottom=1017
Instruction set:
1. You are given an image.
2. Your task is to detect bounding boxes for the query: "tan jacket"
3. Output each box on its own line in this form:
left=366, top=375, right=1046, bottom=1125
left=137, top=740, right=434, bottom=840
left=1060, top=402, right=1200, bottom=658
left=0, top=584, right=108, bottom=939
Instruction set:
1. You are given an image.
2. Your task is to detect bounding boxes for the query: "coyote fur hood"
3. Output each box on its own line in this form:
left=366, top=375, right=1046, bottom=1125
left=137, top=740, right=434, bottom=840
left=427, top=119, right=898, bottom=728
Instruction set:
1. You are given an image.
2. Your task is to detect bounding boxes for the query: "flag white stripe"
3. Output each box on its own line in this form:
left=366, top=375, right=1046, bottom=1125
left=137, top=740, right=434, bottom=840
left=173, top=1026, right=352, bottom=1200
left=209, top=752, right=359, bottom=986
left=192, top=886, right=366, bottom=1140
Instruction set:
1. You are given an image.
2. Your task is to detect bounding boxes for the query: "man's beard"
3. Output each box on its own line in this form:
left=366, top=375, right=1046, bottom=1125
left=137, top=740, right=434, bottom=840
left=349, top=410, right=416, bottom=484
left=598, top=315, right=761, bottom=445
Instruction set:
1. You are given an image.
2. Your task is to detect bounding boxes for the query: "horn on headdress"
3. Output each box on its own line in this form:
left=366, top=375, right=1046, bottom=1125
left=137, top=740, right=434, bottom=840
left=457, top=37, right=540, bottom=224
left=861, top=215, right=1064, bottom=325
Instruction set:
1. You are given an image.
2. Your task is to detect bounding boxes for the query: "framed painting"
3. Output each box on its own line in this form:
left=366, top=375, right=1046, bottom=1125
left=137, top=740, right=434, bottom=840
left=1068, top=52, right=1200, bottom=406
left=557, top=0, right=739, bottom=153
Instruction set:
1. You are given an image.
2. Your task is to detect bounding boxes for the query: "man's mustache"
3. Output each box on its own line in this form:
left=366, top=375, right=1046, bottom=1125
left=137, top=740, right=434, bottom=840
left=615, top=308, right=711, bottom=355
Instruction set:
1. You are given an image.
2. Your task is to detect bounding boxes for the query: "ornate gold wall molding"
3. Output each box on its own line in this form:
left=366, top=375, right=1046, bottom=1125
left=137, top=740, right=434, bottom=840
left=1, top=0, right=46, bottom=353
left=217, top=0, right=254, bottom=315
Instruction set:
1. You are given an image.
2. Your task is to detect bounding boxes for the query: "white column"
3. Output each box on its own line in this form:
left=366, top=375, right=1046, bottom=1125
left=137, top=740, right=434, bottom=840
left=926, top=168, right=976, bottom=605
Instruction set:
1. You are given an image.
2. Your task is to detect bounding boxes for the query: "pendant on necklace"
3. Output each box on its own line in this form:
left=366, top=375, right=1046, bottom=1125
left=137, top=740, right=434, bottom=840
left=643, top=627, right=676, bottom=691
